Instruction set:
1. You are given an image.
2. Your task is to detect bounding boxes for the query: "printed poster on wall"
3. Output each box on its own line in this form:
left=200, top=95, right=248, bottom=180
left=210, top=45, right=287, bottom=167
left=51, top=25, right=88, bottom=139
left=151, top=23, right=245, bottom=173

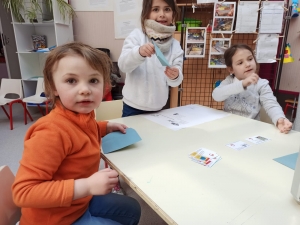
left=71, top=0, right=114, bottom=11
left=114, top=0, right=142, bottom=39
left=235, top=1, right=259, bottom=33
left=212, top=2, right=236, bottom=33
left=259, top=1, right=284, bottom=33
left=255, top=34, right=279, bottom=63
left=185, top=27, right=207, bottom=58
left=208, top=38, right=231, bottom=68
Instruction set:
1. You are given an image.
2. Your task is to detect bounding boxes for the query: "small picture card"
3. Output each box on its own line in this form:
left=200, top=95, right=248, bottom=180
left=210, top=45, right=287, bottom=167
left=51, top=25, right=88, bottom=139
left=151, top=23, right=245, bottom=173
left=226, top=141, right=250, bottom=150
left=189, top=148, right=221, bottom=167
left=246, top=136, right=270, bottom=144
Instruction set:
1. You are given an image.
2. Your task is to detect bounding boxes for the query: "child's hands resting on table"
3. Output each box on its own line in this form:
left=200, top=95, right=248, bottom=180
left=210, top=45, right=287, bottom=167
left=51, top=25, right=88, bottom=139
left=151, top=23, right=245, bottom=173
left=277, top=118, right=292, bottom=134
left=73, top=168, right=119, bottom=199
left=107, top=122, right=127, bottom=134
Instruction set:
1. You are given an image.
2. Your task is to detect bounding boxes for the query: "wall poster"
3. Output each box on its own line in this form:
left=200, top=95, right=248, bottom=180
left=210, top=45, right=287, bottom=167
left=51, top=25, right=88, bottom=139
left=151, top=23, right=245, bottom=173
left=185, top=27, right=207, bottom=58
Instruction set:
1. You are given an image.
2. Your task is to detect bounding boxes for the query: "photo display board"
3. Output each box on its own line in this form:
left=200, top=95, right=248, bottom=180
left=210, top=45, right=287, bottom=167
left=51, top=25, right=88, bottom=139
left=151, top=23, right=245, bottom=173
left=208, top=38, right=231, bottom=68
left=185, top=27, right=207, bottom=58
left=212, top=2, right=236, bottom=33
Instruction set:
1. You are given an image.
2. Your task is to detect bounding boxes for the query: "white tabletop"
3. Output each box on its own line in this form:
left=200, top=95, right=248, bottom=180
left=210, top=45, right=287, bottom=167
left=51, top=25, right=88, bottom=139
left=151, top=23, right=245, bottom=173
left=102, top=109, right=300, bottom=225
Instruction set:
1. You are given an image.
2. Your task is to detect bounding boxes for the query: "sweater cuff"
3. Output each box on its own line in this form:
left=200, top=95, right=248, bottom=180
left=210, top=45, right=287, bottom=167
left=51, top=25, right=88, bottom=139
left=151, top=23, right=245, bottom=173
left=98, top=121, right=109, bottom=137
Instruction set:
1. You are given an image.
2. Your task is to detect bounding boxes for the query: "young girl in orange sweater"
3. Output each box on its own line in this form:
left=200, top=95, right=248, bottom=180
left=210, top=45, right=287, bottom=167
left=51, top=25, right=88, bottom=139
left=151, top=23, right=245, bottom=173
left=12, top=42, right=141, bottom=225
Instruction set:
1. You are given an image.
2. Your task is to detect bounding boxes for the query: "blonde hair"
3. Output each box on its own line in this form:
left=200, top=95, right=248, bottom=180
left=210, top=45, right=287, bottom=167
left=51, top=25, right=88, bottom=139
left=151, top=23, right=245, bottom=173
left=43, top=42, right=112, bottom=107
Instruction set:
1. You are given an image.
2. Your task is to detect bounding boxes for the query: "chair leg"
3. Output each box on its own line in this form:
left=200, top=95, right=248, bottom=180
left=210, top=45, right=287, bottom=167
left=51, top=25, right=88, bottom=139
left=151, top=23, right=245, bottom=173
left=284, top=103, right=289, bottom=115
left=37, top=105, right=45, bottom=116
left=1, top=105, right=10, bottom=119
left=22, top=102, right=33, bottom=125
left=9, top=102, right=13, bottom=130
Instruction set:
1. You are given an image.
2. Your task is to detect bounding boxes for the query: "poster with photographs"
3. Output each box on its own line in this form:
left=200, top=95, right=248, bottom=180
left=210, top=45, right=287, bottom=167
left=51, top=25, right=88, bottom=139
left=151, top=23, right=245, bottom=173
left=185, top=27, right=207, bottom=58
left=208, top=38, right=231, bottom=68
left=212, top=2, right=236, bottom=33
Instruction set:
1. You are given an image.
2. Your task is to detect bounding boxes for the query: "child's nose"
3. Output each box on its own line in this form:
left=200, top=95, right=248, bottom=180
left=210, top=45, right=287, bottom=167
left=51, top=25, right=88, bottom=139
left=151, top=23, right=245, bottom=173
left=79, top=84, right=91, bottom=95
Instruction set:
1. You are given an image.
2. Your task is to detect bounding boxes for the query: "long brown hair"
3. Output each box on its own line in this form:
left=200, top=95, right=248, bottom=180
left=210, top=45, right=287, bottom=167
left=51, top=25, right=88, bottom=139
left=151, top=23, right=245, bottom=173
left=43, top=42, right=112, bottom=107
left=224, top=44, right=258, bottom=67
left=140, top=0, right=180, bottom=33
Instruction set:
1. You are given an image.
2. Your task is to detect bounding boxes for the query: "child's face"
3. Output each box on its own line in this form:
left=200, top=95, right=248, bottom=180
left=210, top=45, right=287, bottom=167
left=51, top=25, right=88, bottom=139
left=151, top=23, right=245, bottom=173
left=52, top=55, right=104, bottom=114
left=228, top=48, right=257, bottom=80
left=149, top=0, right=173, bottom=26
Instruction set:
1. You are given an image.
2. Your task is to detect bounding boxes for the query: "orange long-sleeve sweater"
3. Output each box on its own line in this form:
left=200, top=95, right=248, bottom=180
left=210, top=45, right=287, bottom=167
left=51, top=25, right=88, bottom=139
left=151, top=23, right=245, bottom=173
left=12, top=102, right=108, bottom=225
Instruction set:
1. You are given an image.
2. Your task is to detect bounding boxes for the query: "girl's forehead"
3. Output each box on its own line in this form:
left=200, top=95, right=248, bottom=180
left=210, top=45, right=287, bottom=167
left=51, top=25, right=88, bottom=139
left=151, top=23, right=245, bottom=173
left=233, top=49, right=253, bottom=59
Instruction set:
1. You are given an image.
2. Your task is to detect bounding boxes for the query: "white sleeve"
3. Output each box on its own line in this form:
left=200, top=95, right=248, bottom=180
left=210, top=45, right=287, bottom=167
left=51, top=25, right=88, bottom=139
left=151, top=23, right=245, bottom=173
left=118, top=29, right=146, bottom=73
left=259, top=79, right=286, bottom=125
left=212, top=76, right=245, bottom=102
left=166, top=40, right=183, bottom=87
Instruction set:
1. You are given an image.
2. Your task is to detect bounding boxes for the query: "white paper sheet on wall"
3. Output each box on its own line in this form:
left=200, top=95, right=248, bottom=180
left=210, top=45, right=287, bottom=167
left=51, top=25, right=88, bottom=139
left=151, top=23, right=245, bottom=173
left=71, top=0, right=113, bottom=11
left=235, top=1, right=259, bottom=33
left=114, top=0, right=142, bottom=39
left=197, top=0, right=218, bottom=3
left=256, top=34, right=279, bottom=63
left=259, top=1, right=284, bottom=33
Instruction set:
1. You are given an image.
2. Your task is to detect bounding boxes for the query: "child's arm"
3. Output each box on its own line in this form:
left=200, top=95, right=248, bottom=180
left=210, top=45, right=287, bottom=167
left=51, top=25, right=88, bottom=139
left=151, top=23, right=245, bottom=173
left=12, top=124, right=76, bottom=208
left=73, top=168, right=118, bottom=200
left=118, top=29, right=148, bottom=73
left=259, top=79, right=291, bottom=132
left=165, top=40, right=183, bottom=87
left=212, top=76, right=245, bottom=101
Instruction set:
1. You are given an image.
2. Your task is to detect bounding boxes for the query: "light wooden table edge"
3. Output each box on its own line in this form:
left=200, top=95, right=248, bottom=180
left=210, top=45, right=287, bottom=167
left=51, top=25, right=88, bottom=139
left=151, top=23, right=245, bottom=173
left=101, top=153, right=177, bottom=225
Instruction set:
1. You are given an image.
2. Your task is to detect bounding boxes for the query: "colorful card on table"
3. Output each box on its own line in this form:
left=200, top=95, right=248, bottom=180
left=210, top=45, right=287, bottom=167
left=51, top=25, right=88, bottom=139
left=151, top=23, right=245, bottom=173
left=246, top=135, right=270, bottom=144
left=189, top=148, right=221, bottom=167
left=226, top=141, right=250, bottom=150
left=152, top=40, right=170, bottom=67
left=101, top=128, right=142, bottom=154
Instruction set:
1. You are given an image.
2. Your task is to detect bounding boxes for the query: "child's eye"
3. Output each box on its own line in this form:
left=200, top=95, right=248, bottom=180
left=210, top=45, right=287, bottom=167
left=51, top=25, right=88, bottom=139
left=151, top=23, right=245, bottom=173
left=90, top=78, right=99, bottom=84
left=67, top=78, right=76, bottom=84
left=152, top=8, right=159, bottom=12
left=165, top=7, right=172, bottom=12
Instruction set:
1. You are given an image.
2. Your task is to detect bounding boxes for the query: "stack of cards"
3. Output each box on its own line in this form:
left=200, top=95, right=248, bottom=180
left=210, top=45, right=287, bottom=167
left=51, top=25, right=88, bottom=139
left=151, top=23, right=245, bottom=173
left=189, top=148, right=221, bottom=168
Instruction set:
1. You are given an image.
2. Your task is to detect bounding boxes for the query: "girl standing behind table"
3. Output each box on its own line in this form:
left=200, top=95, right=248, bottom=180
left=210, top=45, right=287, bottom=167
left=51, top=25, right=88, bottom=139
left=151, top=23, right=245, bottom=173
left=118, top=0, right=183, bottom=117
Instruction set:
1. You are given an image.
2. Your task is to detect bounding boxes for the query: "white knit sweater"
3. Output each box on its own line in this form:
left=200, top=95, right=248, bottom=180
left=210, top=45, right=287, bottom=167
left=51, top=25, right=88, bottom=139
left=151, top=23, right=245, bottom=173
left=118, top=28, right=183, bottom=111
left=212, top=75, right=286, bottom=125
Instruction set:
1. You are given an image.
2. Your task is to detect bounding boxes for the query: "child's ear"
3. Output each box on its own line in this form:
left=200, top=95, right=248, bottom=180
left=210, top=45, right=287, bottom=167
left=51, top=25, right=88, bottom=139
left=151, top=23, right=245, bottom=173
left=54, top=90, right=59, bottom=96
left=227, top=66, right=234, bottom=74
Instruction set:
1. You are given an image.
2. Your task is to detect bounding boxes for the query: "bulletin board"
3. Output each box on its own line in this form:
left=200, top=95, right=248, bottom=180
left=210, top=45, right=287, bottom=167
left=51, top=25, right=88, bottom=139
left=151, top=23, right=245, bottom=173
left=176, top=1, right=280, bottom=109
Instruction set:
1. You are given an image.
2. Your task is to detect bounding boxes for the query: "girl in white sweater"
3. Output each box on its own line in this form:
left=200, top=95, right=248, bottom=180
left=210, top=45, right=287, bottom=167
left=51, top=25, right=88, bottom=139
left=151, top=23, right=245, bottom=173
left=212, top=44, right=292, bottom=134
left=118, top=0, right=183, bottom=117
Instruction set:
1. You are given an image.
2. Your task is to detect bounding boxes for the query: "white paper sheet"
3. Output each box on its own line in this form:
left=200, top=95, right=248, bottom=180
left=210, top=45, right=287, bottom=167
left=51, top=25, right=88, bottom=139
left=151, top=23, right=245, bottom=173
left=114, top=0, right=142, bottom=39
left=142, top=105, right=230, bottom=131
left=259, top=1, right=284, bottom=33
left=235, top=1, right=259, bottom=33
left=71, top=0, right=113, bottom=11
left=255, top=34, right=279, bottom=63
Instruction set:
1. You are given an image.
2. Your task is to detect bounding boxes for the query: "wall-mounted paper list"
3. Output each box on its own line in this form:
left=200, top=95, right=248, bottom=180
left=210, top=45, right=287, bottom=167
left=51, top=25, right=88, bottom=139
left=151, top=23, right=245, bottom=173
left=259, top=1, right=284, bottom=33
left=235, top=1, right=259, bottom=33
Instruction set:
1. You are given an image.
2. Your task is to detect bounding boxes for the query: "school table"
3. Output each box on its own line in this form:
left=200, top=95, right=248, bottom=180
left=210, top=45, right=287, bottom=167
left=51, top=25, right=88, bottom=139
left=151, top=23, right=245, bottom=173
left=101, top=107, right=300, bottom=225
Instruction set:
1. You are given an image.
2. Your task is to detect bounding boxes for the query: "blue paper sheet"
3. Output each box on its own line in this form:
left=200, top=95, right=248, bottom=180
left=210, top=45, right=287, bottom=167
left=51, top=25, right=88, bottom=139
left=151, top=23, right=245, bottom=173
left=102, top=128, right=142, bottom=154
left=273, top=153, right=298, bottom=170
left=152, top=40, right=170, bottom=67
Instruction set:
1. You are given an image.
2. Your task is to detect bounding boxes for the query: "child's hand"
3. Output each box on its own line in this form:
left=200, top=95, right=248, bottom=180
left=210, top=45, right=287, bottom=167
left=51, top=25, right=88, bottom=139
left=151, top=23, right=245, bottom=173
left=165, top=67, right=179, bottom=80
left=242, top=73, right=259, bottom=88
left=139, top=43, right=155, bottom=57
left=107, top=122, right=127, bottom=134
left=277, top=118, right=293, bottom=134
left=87, top=168, right=119, bottom=195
